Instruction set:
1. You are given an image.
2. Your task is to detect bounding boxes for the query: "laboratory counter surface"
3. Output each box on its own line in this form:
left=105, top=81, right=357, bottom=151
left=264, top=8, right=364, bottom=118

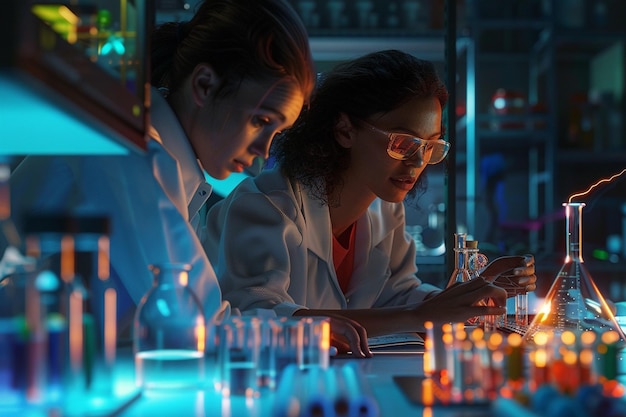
left=8, top=342, right=625, bottom=417
left=107, top=349, right=626, bottom=417
left=115, top=352, right=472, bottom=417
left=108, top=349, right=626, bottom=417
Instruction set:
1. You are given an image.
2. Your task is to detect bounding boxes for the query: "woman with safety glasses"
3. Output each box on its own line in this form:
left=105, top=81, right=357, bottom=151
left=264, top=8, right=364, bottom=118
left=203, top=50, right=536, bottom=357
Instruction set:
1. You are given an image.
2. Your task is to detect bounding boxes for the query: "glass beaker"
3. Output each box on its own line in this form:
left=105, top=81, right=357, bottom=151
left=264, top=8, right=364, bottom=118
left=220, top=316, right=261, bottom=397
left=524, top=202, right=626, bottom=344
left=133, top=263, right=206, bottom=390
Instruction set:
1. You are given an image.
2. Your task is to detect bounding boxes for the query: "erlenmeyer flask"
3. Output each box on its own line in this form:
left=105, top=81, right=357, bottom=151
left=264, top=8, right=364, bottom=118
left=524, top=202, right=626, bottom=344
left=133, top=263, right=205, bottom=390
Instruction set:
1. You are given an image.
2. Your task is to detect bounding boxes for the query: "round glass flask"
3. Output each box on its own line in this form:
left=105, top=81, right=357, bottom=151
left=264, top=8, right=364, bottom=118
left=133, top=263, right=205, bottom=390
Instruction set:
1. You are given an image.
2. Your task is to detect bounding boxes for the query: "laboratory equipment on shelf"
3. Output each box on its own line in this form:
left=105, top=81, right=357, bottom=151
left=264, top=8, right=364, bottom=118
left=524, top=202, right=626, bottom=344
left=133, top=263, right=205, bottom=391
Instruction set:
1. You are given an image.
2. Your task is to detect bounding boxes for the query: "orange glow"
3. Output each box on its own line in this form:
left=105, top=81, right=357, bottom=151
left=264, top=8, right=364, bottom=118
left=533, top=331, right=549, bottom=346
left=581, top=331, right=596, bottom=346
left=538, top=301, right=551, bottom=322
left=423, top=351, right=432, bottom=374
left=488, top=333, right=503, bottom=349
left=499, top=386, right=513, bottom=398
left=61, top=235, right=75, bottom=283
left=561, top=331, right=576, bottom=346
left=105, top=288, right=117, bottom=364
left=579, top=349, right=593, bottom=367
left=568, top=168, right=626, bottom=203
left=98, top=236, right=110, bottom=280
left=507, top=333, right=522, bottom=347
left=321, top=320, right=330, bottom=351
left=470, top=328, right=484, bottom=342
left=69, top=290, right=83, bottom=371
left=179, top=270, right=189, bottom=287
left=602, top=330, right=620, bottom=344
left=563, top=350, right=577, bottom=366
left=440, top=369, right=450, bottom=386
left=421, top=378, right=434, bottom=406
left=604, top=379, right=626, bottom=398
left=535, top=349, right=547, bottom=367
left=474, top=339, right=486, bottom=350
left=463, top=389, right=475, bottom=402
left=196, top=316, right=206, bottom=352
left=454, top=323, right=466, bottom=341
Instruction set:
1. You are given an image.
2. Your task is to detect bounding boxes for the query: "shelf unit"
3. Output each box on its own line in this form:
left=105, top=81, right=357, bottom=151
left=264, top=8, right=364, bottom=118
left=457, top=2, right=554, bottom=257
left=459, top=0, right=626, bottom=260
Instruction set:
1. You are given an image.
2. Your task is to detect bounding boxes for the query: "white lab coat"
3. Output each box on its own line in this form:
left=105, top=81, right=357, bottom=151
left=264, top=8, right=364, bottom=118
left=6, top=88, right=228, bottom=321
left=204, top=166, right=440, bottom=317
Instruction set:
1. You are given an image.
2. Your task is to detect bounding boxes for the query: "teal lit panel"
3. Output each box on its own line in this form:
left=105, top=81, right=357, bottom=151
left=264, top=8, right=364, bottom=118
left=1, top=76, right=129, bottom=155
left=204, top=171, right=249, bottom=198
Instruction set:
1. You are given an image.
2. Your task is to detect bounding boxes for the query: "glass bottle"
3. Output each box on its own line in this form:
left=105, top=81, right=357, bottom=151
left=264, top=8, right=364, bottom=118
left=446, top=233, right=471, bottom=288
left=524, top=202, right=626, bottom=344
left=446, top=233, right=481, bottom=326
left=133, top=263, right=205, bottom=390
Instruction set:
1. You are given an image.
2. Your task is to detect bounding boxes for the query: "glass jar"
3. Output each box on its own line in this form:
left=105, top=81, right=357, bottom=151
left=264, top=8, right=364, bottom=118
left=133, top=263, right=205, bottom=390
left=446, top=233, right=471, bottom=288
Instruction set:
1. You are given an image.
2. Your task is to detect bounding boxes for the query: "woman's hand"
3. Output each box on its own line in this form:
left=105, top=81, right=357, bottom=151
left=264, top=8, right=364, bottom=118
left=481, top=254, right=537, bottom=297
left=414, top=277, right=507, bottom=324
left=325, top=313, right=373, bottom=358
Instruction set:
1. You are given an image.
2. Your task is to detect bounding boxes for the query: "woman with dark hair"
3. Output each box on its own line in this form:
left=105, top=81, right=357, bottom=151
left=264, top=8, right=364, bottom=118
left=205, top=50, right=536, bottom=356
left=6, top=0, right=315, bottom=326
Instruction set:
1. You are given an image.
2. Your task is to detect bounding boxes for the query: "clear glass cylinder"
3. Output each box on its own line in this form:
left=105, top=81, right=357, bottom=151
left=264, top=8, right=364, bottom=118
left=133, top=263, right=205, bottom=390
left=446, top=233, right=471, bottom=288
left=71, top=216, right=115, bottom=400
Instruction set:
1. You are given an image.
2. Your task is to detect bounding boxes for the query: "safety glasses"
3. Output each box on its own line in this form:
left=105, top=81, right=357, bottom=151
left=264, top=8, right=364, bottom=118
left=358, top=119, right=450, bottom=164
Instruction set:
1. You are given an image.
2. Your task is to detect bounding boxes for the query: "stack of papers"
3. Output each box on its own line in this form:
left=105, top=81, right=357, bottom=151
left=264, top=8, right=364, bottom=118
left=367, top=333, right=425, bottom=353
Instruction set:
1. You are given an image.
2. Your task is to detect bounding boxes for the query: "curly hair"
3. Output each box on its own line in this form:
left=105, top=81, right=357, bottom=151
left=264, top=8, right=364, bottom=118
left=151, top=0, right=315, bottom=103
left=272, top=49, right=449, bottom=206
